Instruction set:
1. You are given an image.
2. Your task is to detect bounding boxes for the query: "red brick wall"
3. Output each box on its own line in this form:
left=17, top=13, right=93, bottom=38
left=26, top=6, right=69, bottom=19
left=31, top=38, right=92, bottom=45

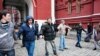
left=34, top=0, right=51, bottom=20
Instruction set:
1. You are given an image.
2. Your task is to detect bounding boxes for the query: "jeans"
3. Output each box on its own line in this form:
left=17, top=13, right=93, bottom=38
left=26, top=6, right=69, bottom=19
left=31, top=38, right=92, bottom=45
left=76, top=34, right=81, bottom=46
left=25, top=41, right=35, bottom=56
left=59, top=35, right=66, bottom=49
left=45, top=40, right=57, bottom=56
left=0, top=49, right=15, bottom=56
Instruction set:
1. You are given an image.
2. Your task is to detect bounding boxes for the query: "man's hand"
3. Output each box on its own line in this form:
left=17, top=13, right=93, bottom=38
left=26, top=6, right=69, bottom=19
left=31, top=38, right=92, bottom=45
left=14, top=29, right=19, bottom=32
left=39, top=35, right=44, bottom=39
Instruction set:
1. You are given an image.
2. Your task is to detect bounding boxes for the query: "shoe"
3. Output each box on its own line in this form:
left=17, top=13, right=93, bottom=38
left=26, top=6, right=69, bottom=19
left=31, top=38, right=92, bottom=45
left=64, top=48, right=68, bottom=49
left=45, top=53, right=49, bottom=56
left=54, top=53, right=58, bottom=56
left=93, top=48, right=97, bottom=50
left=75, top=43, right=79, bottom=46
left=59, top=49, right=64, bottom=51
left=54, top=54, right=58, bottom=56
left=75, top=44, right=82, bottom=48
left=76, top=45, right=82, bottom=48
left=78, top=46, right=82, bottom=48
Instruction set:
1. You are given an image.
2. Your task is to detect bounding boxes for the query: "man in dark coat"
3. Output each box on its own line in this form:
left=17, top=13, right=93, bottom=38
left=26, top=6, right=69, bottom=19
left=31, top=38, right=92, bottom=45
left=85, top=22, right=93, bottom=42
left=74, top=23, right=87, bottom=48
left=40, top=18, right=58, bottom=56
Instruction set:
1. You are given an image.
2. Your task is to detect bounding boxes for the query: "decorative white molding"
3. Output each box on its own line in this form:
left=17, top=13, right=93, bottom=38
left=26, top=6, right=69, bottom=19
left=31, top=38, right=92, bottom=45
left=51, top=0, right=56, bottom=23
left=56, top=13, right=100, bottom=20
left=24, top=0, right=34, bottom=17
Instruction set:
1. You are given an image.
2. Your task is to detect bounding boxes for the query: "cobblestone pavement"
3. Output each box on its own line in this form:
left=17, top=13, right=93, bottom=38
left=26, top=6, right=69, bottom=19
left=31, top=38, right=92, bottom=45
left=15, top=38, right=100, bottom=56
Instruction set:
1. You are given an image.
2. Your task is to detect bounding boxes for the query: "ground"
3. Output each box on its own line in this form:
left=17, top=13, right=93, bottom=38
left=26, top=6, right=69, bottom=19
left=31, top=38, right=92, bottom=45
left=15, top=37, right=100, bottom=56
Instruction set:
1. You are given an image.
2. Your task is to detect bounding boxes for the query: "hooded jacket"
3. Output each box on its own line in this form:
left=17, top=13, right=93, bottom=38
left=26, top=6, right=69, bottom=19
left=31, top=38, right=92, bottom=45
left=18, top=16, right=36, bottom=42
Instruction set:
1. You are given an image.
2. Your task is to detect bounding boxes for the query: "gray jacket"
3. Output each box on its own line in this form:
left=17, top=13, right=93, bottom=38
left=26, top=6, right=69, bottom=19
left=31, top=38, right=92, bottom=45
left=0, top=22, right=14, bottom=51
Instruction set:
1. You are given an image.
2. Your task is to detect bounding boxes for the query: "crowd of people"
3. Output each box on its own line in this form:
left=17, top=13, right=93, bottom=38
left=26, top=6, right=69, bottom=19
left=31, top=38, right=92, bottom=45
left=0, top=10, right=100, bottom=56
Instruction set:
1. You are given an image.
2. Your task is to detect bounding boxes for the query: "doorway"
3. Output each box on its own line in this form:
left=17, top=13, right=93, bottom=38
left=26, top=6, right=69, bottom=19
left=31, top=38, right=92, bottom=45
left=3, top=0, right=29, bottom=25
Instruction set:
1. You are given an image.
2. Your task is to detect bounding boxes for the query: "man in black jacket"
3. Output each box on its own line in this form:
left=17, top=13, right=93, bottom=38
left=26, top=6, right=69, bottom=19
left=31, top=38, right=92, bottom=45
left=40, top=18, right=58, bottom=56
left=85, top=23, right=93, bottom=42
left=75, top=23, right=87, bottom=48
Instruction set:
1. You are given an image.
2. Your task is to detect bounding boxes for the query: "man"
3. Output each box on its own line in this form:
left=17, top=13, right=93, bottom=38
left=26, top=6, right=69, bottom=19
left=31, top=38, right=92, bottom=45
left=40, top=18, right=58, bottom=56
left=75, top=23, right=87, bottom=48
left=85, top=22, right=93, bottom=42
left=34, top=21, right=39, bottom=40
left=0, top=10, right=15, bottom=56
left=57, top=20, right=71, bottom=51
left=18, top=16, right=36, bottom=56
left=93, top=22, right=100, bottom=50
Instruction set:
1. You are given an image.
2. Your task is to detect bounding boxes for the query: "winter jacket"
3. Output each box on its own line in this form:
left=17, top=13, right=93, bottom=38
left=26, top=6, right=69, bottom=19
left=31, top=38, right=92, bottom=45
left=40, top=22, right=56, bottom=41
left=18, top=23, right=36, bottom=42
left=0, top=22, right=14, bottom=51
left=75, top=25, right=86, bottom=35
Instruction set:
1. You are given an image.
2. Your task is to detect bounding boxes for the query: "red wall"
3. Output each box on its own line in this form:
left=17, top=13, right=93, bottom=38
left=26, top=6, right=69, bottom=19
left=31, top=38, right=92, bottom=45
left=55, top=0, right=100, bottom=28
left=0, top=0, right=51, bottom=20
left=34, top=0, right=51, bottom=20
left=56, top=0, right=93, bottom=19
left=94, top=0, right=100, bottom=13
left=0, top=0, right=3, bottom=10
left=92, top=0, right=100, bottom=24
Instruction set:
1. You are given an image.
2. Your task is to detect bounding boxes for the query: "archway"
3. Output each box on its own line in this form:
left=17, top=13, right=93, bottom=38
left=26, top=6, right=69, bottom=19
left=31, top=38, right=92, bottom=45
left=3, top=0, right=34, bottom=25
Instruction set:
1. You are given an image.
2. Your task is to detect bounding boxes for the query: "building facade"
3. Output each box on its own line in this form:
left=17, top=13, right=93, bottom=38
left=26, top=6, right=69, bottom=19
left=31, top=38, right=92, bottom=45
left=0, top=0, right=100, bottom=28
left=55, top=0, right=100, bottom=28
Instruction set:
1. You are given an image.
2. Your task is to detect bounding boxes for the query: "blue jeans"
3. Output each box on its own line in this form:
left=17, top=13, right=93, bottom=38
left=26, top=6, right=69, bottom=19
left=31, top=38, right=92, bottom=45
left=77, top=34, right=81, bottom=46
left=25, top=41, right=35, bottom=56
left=59, top=35, right=66, bottom=49
left=0, top=49, right=15, bottom=56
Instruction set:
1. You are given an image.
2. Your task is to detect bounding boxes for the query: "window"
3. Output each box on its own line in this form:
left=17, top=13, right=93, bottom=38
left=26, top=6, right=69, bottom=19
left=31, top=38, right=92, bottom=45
left=68, top=0, right=72, bottom=14
left=76, top=0, right=81, bottom=13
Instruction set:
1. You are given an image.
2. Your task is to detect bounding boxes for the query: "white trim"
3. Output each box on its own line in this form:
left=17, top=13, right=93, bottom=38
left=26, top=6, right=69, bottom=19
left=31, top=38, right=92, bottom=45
left=25, top=0, right=34, bottom=17
left=51, top=0, right=55, bottom=23
left=56, top=13, right=100, bottom=20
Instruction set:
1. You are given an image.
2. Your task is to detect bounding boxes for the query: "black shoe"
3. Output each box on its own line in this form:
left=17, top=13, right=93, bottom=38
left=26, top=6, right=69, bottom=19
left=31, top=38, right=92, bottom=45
left=75, top=44, right=82, bottom=48
left=78, top=46, right=82, bottom=48
left=75, top=43, right=79, bottom=47
left=45, top=53, right=49, bottom=56
left=54, top=54, right=58, bottom=56
left=93, top=48, right=97, bottom=50
left=54, top=52, right=58, bottom=56
left=64, top=48, right=68, bottom=50
left=59, top=49, right=64, bottom=51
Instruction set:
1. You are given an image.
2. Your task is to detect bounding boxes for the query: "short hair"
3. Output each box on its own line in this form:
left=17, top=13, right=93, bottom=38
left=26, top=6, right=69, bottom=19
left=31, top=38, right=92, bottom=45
left=0, top=10, right=9, bottom=20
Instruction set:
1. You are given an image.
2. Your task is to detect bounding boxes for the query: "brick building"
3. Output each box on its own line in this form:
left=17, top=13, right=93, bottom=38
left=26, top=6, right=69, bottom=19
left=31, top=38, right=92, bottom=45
left=0, top=0, right=100, bottom=28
